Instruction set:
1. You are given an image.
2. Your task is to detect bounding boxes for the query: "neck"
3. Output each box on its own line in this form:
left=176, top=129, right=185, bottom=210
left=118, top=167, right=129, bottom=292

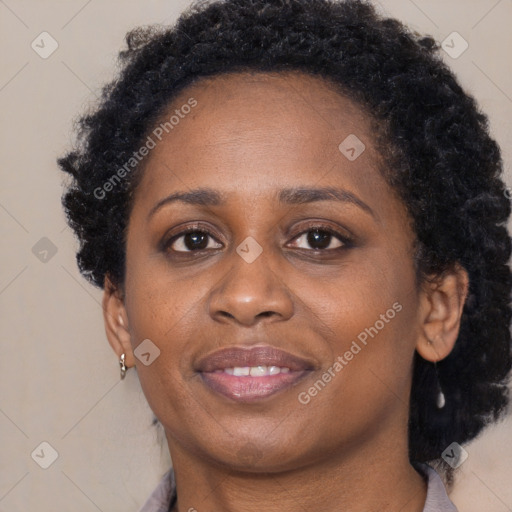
left=166, top=429, right=427, bottom=512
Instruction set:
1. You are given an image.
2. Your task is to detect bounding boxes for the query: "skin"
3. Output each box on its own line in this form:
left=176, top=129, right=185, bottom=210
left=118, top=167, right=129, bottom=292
left=103, top=71, right=469, bottom=512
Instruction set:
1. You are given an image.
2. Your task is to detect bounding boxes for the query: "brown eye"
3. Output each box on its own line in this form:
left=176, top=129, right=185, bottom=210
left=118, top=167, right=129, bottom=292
left=166, top=230, right=222, bottom=253
left=288, top=227, right=349, bottom=251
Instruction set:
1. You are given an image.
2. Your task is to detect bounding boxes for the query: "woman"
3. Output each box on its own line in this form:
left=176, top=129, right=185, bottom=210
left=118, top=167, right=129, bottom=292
left=58, top=0, right=512, bottom=510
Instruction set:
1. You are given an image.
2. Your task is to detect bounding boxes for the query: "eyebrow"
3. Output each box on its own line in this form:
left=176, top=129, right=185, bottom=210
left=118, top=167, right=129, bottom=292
left=147, top=186, right=376, bottom=221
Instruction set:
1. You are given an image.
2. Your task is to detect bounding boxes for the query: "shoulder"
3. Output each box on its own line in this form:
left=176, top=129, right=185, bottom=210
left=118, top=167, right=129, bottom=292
left=414, top=462, right=458, bottom=512
left=137, top=467, right=176, bottom=512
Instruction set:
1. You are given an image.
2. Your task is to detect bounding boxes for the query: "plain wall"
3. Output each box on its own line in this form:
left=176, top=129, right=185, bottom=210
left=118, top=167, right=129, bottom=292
left=0, top=0, right=511, bottom=510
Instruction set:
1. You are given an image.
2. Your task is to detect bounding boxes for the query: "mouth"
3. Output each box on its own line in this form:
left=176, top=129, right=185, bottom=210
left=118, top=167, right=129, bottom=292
left=196, top=345, right=314, bottom=402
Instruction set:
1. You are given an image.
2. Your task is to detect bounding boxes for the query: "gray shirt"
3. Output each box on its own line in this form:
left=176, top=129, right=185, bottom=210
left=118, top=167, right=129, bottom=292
left=138, top=462, right=458, bottom=512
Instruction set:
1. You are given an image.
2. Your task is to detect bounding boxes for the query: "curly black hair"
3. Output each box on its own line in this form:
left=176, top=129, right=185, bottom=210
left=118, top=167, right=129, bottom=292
left=58, top=0, right=512, bottom=484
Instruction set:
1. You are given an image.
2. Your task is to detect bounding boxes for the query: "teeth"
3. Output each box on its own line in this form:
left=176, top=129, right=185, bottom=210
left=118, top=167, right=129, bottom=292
left=220, top=366, right=292, bottom=376
left=233, top=367, right=250, bottom=376
left=249, top=365, right=267, bottom=376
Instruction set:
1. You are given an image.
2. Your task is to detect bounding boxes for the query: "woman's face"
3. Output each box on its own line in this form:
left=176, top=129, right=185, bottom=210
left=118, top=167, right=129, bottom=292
left=121, top=71, right=424, bottom=470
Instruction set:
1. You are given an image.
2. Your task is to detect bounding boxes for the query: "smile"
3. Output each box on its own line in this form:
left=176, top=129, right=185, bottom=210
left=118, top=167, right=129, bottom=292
left=214, top=365, right=290, bottom=376
left=196, top=345, right=314, bottom=402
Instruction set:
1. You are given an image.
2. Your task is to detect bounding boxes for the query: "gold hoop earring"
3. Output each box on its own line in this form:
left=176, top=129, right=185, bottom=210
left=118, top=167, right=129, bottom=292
left=119, top=353, right=127, bottom=380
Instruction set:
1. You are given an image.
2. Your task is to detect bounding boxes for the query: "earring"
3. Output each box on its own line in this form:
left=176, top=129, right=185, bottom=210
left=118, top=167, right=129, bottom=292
left=428, top=337, right=445, bottom=409
left=434, top=362, right=446, bottom=409
left=119, top=353, right=127, bottom=380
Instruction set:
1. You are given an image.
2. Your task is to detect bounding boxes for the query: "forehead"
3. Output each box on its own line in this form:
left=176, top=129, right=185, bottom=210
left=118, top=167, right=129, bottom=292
left=132, top=70, right=387, bottom=206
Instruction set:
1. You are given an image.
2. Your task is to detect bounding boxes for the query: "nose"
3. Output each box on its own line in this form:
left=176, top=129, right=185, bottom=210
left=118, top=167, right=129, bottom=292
left=208, top=249, right=294, bottom=326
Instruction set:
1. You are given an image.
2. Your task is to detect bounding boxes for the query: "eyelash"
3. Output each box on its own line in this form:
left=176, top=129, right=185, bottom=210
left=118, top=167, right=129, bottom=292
left=162, top=223, right=354, bottom=255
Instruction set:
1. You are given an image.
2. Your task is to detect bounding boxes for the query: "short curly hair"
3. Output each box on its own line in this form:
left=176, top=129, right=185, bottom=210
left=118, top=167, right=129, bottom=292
left=58, top=0, right=512, bottom=482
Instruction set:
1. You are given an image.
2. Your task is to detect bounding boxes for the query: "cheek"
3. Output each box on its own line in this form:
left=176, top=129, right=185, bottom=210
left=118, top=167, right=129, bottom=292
left=123, top=225, right=205, bottom=337
left=123, top=263, right=210, bottom=431
left=307, top=246, right=415, bottom=336
left=126, top=277, right=187, bottom=334
left=124, top=264, right=205, bottom=362
left=300, top=247, right=419, bottom=392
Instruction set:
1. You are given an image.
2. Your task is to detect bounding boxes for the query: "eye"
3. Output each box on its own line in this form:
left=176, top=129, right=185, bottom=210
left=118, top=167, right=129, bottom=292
left=165, top=228, right=222, bottom=253
left=288, top=227, right=350, bottom=251
left=162, top=224, right=351, bottom=255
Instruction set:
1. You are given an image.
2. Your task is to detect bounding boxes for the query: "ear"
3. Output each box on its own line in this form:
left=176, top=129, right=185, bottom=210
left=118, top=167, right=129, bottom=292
left=416, top=263, right=469, bottom=362
left=102, top=274, right=136, bottom=368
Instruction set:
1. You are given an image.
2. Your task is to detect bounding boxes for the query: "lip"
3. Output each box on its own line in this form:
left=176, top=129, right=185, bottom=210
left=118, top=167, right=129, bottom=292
left=196, top=345, right=315, bottom=402
left=197, top=345, right=315, bottom=373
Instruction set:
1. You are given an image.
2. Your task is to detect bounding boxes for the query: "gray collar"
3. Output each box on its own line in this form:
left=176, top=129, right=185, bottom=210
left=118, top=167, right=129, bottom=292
left=415, top=462, right=458, bottom=512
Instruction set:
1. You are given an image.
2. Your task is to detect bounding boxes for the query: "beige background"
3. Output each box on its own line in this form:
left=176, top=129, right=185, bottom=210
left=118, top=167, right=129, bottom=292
left=1, top=0, right=511, bottom=510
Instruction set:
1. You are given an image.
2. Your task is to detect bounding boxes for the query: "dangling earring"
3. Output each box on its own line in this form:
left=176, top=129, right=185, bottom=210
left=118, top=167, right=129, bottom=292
left=434, top=361, right=445, bottom=409
left=119, top=353, right=127, bottom=380
left=428, top=337, right=445, bottom=409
